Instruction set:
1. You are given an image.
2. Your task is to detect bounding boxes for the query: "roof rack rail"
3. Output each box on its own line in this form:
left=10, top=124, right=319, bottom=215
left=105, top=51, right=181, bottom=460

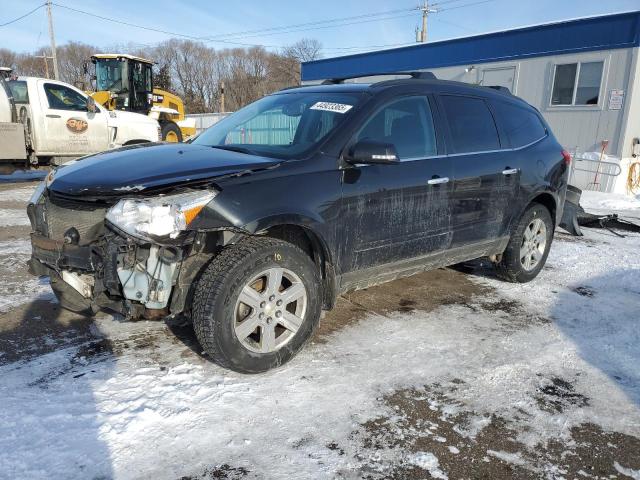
left=321, top=71, right=436, bottom=85
left=486, top=85, right=512, bottom=94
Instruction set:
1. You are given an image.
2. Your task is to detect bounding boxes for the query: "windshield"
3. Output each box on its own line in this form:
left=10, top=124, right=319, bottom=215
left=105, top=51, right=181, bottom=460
left=95, top=59, right=127, bottom=93
left=193, top=92, right=365, bottom=160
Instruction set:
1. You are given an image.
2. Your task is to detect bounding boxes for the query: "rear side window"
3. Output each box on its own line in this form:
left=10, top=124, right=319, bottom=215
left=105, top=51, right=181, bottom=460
left=439, top=95, right=500, bottom=154
left=492, top=101, right=547, bottom=148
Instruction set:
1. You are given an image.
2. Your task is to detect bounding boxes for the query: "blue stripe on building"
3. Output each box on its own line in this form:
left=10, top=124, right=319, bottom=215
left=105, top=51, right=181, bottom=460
left=301, top=11, right=640, bottom=82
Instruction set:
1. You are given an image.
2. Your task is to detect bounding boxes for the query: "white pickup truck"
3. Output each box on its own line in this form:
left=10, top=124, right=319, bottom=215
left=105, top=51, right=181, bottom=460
left=0, top=72, right=161, bottom=167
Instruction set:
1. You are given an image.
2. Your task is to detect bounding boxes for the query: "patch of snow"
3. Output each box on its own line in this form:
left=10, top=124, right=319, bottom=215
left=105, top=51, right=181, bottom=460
left=487, top=449, right=528, bottom=467
left=0, top=186, right=37, bottom=203
left=615, top=462, right=640, bottom=480
left=408, top=452, right=447, bottom=479
left=447, top=446, right=460, bottom=454
left=0, top=209, right=30, bottom=227
left=581, top=190, right=640, bottom=214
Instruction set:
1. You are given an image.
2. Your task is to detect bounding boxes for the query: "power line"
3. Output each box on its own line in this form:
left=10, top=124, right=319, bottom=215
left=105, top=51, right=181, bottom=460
left=439, top=0, right=497, bottom=12
left=214, top=12, right=418, bottom=41
left=203, top=8, right=416, bottom=41
left=51, top=3, right=418, bottom=49
left=0, top=3, right=46, bottom=27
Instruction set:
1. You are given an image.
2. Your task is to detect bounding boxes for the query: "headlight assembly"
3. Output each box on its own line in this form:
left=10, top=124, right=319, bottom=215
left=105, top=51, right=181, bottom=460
left=105, top=190, right=217, bottom=241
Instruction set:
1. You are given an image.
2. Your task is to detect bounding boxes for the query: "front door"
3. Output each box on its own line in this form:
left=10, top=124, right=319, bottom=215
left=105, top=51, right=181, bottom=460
left=437, top=94, right=519, bottom=248
left=338, top=95, right=453, bottom=285
left=37, top=80, right=109, bottom=156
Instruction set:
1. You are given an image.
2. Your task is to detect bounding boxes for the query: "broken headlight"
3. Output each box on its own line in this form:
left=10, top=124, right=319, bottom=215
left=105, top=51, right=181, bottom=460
left=105, top=190, right=217, bottom=241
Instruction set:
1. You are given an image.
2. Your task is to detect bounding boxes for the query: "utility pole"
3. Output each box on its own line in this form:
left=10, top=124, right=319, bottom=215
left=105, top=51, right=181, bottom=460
left=46, top=0, right=59, bottom=80
left=219, top=81, right=225, bottom=113
left=417, top=1, right=438, bottom=43
left=34, top=54, right=53, bottom=78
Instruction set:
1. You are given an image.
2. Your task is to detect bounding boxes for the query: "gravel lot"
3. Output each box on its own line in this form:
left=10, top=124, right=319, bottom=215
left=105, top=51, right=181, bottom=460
left=0, top=180, right=639, bottom=479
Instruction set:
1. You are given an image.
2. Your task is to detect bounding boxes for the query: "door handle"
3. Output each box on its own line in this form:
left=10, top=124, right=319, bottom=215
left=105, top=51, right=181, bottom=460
left=427, top=176, right=450, bottom=185
left=502, top=168, right=519, bottom=175
left=46, top=114, right=61, bottom=118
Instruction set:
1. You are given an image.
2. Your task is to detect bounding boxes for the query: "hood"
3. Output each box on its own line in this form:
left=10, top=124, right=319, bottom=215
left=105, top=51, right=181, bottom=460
left=112, top=110, right=158, bottom=126
left=49, top=143, right=281, bottom=197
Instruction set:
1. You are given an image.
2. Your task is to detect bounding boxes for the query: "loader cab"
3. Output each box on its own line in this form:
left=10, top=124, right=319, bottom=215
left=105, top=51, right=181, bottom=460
left=92, top=54, right=153, bottom=114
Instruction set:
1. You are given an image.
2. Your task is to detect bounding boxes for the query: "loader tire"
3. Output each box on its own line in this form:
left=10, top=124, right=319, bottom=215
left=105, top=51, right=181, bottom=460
left=161, top=122, right=182, bottom=143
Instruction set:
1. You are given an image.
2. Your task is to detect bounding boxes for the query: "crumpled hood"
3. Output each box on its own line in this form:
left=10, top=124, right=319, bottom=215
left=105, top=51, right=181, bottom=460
left=49, top=143, right=281, bottom=197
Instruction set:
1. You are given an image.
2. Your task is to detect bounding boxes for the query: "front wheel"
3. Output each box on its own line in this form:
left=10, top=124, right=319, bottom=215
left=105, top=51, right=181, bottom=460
left=192, top=237, right=321, bottom=373
left=496, top=204, right=554, bottom=283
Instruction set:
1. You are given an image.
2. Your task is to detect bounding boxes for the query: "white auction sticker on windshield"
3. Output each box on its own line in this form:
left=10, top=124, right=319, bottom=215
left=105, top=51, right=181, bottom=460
left=310, top=102, right=353, bottom=114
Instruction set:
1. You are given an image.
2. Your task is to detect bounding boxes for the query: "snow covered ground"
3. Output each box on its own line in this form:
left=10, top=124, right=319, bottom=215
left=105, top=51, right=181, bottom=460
left=0, top=182, right=639, bottom=479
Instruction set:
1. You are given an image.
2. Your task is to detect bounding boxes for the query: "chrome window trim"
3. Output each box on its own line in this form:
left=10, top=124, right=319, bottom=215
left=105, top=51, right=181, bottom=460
left=343, top=132, right=547, bottom=167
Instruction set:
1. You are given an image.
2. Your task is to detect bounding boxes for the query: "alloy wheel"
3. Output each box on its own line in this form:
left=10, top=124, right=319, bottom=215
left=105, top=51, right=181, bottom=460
left=234, top=267, right=307, bottom=353
left=520, top=218, right=547, bottom=271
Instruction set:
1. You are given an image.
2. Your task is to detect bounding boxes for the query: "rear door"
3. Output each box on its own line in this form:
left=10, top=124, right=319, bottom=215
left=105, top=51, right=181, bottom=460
left=36, top=80, right=109, bottom=156
left=437, top=94, right=519, bottom=248
left=338, top=94, right=453, bottom=282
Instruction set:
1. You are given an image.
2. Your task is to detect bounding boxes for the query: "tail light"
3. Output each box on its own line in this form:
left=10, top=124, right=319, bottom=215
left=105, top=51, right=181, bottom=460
left=561, top=149, right=572, bottom=166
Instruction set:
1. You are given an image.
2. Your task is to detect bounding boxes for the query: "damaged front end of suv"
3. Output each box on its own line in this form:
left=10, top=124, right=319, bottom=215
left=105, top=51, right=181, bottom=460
left=27, top=145, right=278, bottom=321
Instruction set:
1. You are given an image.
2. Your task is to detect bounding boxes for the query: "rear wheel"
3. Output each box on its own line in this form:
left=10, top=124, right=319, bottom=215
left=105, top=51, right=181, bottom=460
left=496, top=203, right=554, bottom=283
left=192, top=237, right=321, bottom=373
left=161, top=122, right=182, bottom=142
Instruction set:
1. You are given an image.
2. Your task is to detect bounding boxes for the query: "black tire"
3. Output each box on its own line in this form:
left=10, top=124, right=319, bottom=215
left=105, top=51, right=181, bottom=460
left=192, top=237, right=322, bottom=373
left=496, top=203, right=554, bottom=283
left=160, top=121, right=182, bottom=142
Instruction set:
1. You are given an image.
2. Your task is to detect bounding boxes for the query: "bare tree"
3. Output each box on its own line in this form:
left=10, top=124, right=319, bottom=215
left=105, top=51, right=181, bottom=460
left=1, top=36, right=324, bottom=113
left=282, top=38, right=323, bottom=63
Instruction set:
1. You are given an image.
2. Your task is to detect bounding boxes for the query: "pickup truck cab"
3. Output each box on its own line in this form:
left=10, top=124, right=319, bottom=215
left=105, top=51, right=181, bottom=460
left=1, top=75, right=160, bottom=166
left=28, top=73, right=569, bottom=373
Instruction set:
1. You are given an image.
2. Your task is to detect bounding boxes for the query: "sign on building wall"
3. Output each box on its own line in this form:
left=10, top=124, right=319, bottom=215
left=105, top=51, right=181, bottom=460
left=608, top=89, right=625, bottom=110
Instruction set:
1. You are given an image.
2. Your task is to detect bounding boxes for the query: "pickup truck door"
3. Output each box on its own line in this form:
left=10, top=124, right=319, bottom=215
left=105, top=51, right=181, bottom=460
left=337, top=94, right=453, bottom=286
left=36, top=80, right=109, bottom=156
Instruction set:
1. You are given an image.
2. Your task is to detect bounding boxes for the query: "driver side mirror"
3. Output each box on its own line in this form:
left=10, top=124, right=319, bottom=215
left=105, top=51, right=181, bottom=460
left=86, top=96, right=97, bottom=113
left=345, top=140, right=400, bottom=165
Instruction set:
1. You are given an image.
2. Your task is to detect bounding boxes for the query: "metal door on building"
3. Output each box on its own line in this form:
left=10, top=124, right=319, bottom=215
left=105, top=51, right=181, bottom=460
left=481, top=67, right=516, bottom=93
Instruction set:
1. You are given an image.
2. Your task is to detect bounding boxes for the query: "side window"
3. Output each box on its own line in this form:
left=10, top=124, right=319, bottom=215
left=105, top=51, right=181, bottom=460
left=492, top=101, right=546, bottom=148
left=356, top=96, right=437, bottom=160
left=551, top=61, right=604, bottom=106
left=7, top=80, right=29, bottom=103
left=43, top=83, right=88, bottom=111
left=440, top=95, right=500, bottom=153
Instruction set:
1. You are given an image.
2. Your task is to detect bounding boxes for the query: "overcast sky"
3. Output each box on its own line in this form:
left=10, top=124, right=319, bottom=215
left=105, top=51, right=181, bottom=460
left=2, top=0, right=639, bottom=57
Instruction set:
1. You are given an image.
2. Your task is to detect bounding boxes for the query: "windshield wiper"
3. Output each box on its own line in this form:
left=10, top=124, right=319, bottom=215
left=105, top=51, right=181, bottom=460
left=210, top=145, right=254, bottom=155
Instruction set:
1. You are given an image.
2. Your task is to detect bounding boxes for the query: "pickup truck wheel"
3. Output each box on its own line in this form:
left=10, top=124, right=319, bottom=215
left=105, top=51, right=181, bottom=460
left=496, top=203, right=553, bottom=283
left=161, top=122, right=182, bottom=142
left=192, top=237, right=321, bottom=373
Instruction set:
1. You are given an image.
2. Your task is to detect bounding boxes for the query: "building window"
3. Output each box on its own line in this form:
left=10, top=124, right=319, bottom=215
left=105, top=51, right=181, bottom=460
left=551, top=61, right=604, bottom=106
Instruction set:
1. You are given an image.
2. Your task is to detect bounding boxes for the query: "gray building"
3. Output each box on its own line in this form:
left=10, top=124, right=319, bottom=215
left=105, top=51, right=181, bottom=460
left=302, top=11, right=640, bottom=193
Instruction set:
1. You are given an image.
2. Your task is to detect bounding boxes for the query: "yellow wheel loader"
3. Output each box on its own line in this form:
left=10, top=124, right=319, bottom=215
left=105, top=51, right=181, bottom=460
left=89, top=54, right=196, bottom=142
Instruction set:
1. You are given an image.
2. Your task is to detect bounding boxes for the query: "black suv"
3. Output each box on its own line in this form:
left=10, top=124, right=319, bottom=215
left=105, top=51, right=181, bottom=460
left=28, top=73, right=569, bottom=373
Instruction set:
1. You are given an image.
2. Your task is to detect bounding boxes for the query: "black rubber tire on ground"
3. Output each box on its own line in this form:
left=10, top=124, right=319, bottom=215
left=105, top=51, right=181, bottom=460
left=160, top=121, right=182, bottom=142
left=192, top=237, right=322, bottom=373
left=496, top=203, right=554, bottom=283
